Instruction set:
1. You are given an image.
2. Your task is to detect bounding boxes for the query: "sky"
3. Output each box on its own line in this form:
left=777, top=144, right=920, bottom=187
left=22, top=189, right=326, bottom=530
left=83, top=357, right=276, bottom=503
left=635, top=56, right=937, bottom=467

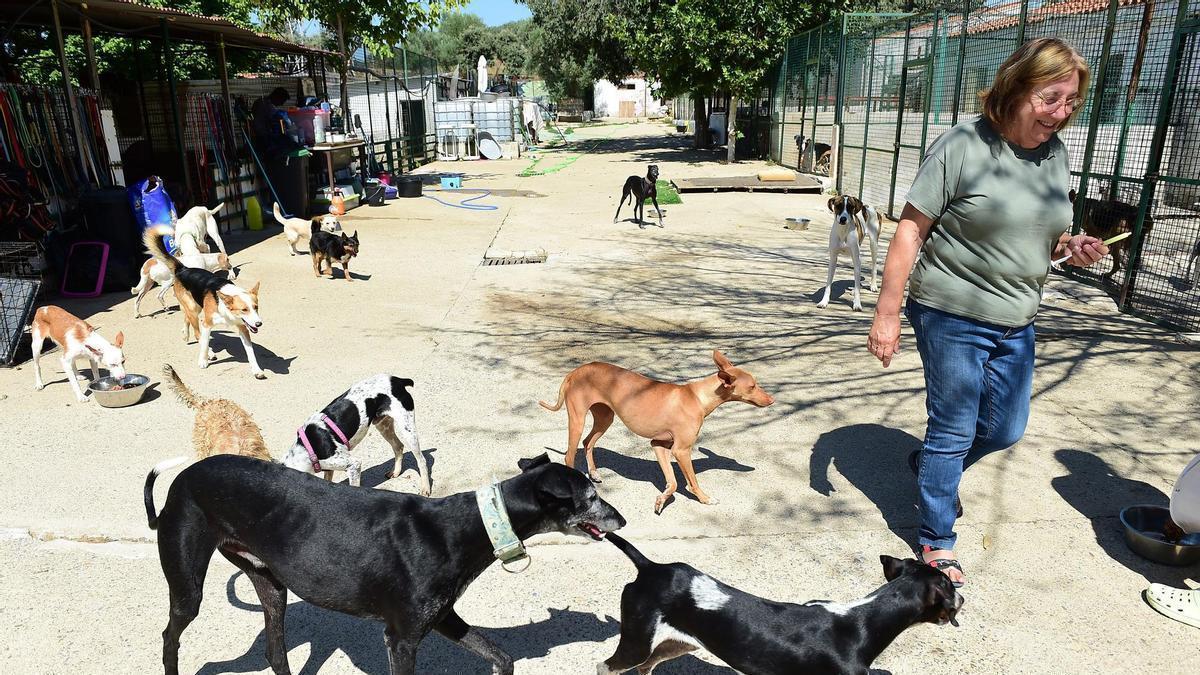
left=458, top=0, right=533, bottom=26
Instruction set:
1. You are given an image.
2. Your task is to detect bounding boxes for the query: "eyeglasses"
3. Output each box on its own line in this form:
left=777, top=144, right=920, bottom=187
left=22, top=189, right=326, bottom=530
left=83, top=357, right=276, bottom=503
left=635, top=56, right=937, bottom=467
left=1032, top=90, right=1083, bottom=113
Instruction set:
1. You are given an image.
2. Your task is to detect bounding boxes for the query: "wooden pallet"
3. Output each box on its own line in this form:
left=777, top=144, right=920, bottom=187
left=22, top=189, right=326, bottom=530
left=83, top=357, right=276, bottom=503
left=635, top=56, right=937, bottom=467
left=672, top=175, right=823, bottom=194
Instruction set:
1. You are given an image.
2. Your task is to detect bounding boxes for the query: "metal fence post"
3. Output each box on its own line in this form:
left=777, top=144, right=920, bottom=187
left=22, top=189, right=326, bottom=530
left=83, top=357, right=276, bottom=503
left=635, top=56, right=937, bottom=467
left=1016, top=0, right=1028, bottom=45
left=161, top=18, right=190, bottom=203
left=1109, top=0, right=1159, bottom=201
left=1118, top=0, right=1190, bottom=308
left=888, top=12, right=916, bottom=215
left=1072, top=0, right=1120, bottom=232
left=834, top=13, right=848, bottom=191
left=778, top=39, right=790, bottom=163
left=950, top=0, right=969, bottom=126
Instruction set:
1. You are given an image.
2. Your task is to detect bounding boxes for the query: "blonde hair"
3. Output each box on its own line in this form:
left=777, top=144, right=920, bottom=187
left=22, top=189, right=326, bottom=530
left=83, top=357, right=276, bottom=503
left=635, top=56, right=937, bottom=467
left=980, top=38, right=1090, bottom=131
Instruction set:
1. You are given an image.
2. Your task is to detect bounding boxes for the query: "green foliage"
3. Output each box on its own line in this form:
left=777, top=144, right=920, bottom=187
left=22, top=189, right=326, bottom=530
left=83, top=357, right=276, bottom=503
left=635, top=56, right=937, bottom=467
left=405, top=15, right=536, bottom=79
left=523, top=0, right=633, bottom=100
left=253, top=0, right=468, bottom=55
left=607, top=0, right=826, bottom=100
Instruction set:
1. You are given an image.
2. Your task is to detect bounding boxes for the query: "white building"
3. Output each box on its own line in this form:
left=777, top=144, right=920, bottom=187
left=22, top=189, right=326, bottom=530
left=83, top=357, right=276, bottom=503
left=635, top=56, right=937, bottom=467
left=593, top=76, right=665, bottom=118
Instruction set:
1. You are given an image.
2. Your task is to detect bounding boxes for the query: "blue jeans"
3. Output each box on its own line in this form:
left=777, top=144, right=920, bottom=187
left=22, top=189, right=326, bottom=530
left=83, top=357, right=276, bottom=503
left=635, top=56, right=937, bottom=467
left=906, top=299, right=1034, bottom=550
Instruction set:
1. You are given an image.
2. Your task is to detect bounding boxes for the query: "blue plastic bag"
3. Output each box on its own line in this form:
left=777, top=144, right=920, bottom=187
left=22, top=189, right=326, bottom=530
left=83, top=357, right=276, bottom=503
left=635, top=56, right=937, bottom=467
left=128, top=176, right=178, bottom=253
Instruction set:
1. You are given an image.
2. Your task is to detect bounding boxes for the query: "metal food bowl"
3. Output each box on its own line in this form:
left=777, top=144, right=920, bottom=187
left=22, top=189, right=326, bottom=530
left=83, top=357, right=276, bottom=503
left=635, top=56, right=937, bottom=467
left=785, top=217, right=810, bottom=231
left=1119, top=504, right=1200, bottom=566
left=88, top=374, right=151, bottom=408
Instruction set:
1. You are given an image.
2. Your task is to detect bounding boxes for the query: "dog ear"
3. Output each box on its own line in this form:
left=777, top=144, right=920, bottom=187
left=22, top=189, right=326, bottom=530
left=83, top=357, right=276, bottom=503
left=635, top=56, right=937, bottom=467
left=712, top=349, right=734, bottom=371
left=249, top=281, right=260, bottom=298
left=827, top=197, right=837, bottom=213
left=880, top=554, right=906, bottom=581
left=518, top=453, right=552, bottom=472
left=352, top=231, right=358, bottom=240
left=113, top=331, right=124, bottom=349
left=717, top=370, right=735, bottom=387
left=849, top=197, right=862, bottom=215
left=1068, top=189, right=1077, bottom=204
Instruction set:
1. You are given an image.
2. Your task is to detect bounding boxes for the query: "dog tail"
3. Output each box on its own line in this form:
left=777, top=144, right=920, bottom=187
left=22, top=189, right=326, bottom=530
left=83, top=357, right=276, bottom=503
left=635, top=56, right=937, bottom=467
left=538, top=375, right=568, bottom=412
left=273, top=201, right=289, bottom=226
left=143, top=224, right=179, bottom=275
left=162, top=363, right=204, bottom=409
left=605, top=533, right=653, bottom=569
left=144, top=456, right=187, bottom=530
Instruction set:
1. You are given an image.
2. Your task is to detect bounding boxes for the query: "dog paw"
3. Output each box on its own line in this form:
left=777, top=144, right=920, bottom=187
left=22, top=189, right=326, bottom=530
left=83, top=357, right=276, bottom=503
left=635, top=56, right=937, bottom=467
left=654, top=494, right=672, bottom=515
left=852, top=303, right=863, bottom=312
left=253, top=372, right=267, bottom=380
left=34, top=383, right=44, bottom=390
left=588, top=472, right=603, bottom=484
left=816, top=301, right=829, bottom=309
left=697, top=494, right=720, bottom=506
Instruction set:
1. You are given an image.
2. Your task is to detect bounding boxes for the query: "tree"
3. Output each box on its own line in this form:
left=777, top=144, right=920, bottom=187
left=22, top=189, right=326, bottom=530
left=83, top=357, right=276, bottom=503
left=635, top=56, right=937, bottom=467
left=406, top=13, right=488, bottom=72
left=608, top=0, right=827, bottom=160
left=523, top=0, right=633, bottom=100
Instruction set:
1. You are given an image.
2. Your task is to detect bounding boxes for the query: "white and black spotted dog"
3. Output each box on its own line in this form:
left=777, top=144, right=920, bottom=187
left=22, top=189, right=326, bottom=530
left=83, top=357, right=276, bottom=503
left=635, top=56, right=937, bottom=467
left=281, top=374, right=429, bottom=494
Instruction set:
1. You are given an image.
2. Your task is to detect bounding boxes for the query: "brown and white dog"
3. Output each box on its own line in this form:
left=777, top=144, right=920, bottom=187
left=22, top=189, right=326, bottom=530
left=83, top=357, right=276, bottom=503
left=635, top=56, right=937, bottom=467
left=273, top=202, right=342, bottom=255
left=144, top=225, right=266, bottom=380
left=31, top=305, right=126, bottom=402
left=818, top=195, right=881, bottom=312
left=131, top=252, right=234, bottom=318
left=172, top=203, right=228, bottom=257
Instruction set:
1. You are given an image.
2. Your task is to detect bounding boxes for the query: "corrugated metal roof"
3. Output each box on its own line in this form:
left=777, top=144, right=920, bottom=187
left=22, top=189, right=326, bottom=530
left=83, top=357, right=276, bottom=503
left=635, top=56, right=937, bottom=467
left=0, top=0, right=333, bottom=55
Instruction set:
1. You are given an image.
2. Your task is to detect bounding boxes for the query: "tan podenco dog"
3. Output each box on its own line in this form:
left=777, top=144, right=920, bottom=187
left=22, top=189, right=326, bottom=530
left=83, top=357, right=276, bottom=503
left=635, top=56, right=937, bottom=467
left=540, top=350, right=775, bottom=513
left=31, top=305, right=126, bottom=402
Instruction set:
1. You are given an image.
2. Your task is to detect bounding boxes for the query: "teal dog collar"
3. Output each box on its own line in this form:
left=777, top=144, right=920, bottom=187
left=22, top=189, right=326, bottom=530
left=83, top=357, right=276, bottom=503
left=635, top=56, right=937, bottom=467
left=475, top=482, right=531, bottom=572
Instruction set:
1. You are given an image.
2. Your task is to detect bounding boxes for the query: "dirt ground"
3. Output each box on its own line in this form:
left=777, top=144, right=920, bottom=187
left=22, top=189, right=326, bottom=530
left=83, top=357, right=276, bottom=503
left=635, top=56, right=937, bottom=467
left=1, top=121, right=1198, bottom=673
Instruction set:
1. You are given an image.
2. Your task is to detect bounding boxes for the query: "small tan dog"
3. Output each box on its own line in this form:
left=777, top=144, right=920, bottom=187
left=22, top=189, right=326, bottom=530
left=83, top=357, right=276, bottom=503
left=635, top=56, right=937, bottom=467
left=273, top=202, right=342, bottom=255
left=162, top=364, right=271, bottom=462
left=31, top=305, right=126, bottom=402
left=540, top=350, right=775, bottom=512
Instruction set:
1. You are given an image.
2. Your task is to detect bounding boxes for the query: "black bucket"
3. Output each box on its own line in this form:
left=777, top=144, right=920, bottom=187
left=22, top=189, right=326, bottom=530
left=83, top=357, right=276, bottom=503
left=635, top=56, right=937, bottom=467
left=395, top=175, right=422, bottom=198
left=366, top=184, right=386, bottom=206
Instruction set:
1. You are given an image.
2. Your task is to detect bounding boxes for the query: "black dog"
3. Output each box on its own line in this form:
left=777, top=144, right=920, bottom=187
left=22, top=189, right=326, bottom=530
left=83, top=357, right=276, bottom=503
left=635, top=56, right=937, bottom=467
left=310, top=223, right=359, bottom=281
left=145, top=453, right=625, bottom=675
left=613, top=164, right=663, bottom=228
left=598, top=534, right=962, bottom=675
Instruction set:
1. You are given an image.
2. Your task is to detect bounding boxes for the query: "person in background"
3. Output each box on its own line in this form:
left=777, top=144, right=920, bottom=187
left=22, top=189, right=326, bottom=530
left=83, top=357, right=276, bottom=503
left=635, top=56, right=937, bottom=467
left=866, top=38, right=1111, bottom=586
left=251, top=87, right=291, bottom=153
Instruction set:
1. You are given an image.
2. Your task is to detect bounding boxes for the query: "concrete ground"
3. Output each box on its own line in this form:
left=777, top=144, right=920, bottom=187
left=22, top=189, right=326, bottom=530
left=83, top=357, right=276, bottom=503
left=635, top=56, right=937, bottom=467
left=2, top=121, right=1198, bottom=673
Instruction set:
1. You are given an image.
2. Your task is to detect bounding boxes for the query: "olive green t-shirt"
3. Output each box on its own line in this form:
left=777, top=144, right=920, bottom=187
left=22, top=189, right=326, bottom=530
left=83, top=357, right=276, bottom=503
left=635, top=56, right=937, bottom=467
left=906, top=118, right=1072, bottom=327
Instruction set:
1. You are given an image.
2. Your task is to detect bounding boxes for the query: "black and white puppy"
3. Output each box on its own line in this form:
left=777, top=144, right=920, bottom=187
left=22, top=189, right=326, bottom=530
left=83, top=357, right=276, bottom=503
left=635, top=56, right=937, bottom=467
left=310, top=223, right=359, bottom=282
left=599, top=534, right=963, bottom=675
left=614, top=164, right=663, bottom=228
left=817, top=194, right=881, bottom=312
left=145, top=453, right=626, bottom=675
left=281, top=373, right=427, bottom=493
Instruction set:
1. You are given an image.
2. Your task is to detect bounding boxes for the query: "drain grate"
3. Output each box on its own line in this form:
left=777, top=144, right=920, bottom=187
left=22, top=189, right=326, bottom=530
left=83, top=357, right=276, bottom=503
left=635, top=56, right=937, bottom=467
left=481, top=257, right=545, bottom=266
left=481, top=248, right=548, bottom=267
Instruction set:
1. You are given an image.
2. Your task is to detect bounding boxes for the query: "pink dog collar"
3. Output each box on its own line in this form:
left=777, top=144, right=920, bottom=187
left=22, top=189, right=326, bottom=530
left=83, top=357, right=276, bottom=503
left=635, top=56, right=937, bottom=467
left=296, top=414, right=351, bottom=473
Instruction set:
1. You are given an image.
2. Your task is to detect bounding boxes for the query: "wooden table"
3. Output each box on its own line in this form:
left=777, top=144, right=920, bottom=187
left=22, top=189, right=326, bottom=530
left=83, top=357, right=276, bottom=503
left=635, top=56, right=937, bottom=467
left=309, top=139, right=367, bottom=194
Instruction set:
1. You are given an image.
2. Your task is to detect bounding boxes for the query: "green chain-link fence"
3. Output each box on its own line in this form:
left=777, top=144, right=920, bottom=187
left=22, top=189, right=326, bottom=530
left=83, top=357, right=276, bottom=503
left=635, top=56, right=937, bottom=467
left=768, top=0, right=1200, bottom=332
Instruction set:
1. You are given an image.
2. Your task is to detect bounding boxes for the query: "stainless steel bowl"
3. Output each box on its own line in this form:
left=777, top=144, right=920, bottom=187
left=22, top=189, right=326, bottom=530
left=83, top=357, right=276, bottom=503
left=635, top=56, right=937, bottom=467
left=1119, top=504, right=1200, bottom=566
left=88, top=374, right=151, bottom=408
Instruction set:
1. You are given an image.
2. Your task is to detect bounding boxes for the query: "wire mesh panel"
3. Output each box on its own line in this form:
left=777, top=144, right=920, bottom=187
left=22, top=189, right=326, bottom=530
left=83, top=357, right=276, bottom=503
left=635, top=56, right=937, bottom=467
left=1124, top=21, right=1200, bottom=331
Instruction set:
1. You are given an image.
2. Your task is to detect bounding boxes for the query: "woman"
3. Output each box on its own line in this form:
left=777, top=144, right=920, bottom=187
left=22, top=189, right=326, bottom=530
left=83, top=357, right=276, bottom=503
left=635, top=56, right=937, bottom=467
left=867, top=38, right=1111, bottom=586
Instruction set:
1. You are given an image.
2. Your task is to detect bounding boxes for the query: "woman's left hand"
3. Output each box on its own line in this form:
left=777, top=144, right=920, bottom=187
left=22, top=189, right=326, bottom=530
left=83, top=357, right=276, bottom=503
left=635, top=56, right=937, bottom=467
left=1056, top=234, right=1109, bottom=267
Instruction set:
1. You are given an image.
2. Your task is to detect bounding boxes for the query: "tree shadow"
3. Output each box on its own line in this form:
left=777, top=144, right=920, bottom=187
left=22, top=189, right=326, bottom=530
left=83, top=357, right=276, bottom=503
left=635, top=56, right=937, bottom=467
left=809, top=424, right=923, bottom=537
left=1051, top=449, right=1194, bottom=586
left=202, top=572, right=639, bottom=674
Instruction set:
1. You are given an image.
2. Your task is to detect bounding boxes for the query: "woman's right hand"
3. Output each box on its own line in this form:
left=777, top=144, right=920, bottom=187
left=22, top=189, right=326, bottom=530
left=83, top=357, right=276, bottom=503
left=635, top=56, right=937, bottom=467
left=868, top=312, right=902, bottom=367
